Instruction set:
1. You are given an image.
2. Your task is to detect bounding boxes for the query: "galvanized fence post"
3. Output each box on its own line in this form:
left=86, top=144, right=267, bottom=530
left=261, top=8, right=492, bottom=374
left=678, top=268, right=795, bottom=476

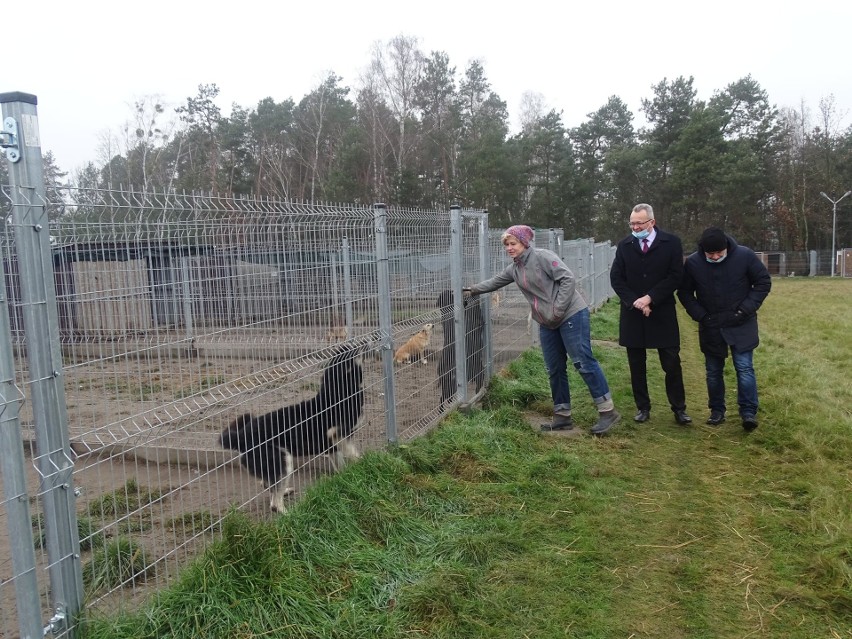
left=449, top=206, right=468, bottom=404
left=373, top=203, right=398, bottom=444
left=0, top=244, right=44, bottom=639
left=476, top=212, right=494, bottom=381
left=330, top=252, right=340, bottom=310
left=0, top=91, right=84, bottom=638
left=180, top=256, right=194, bottom=342
left=341, top=237, right=354, bottom=337
left=587, top=239, right=597, bottom=308
left=547, top=228, right=560, bottom=255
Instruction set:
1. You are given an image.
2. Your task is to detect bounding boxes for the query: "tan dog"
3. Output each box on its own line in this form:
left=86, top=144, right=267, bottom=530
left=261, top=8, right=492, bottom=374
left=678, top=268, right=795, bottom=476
left=325, top=324, right=347, bottom=342
left=393, top=323, right=434, bottom=364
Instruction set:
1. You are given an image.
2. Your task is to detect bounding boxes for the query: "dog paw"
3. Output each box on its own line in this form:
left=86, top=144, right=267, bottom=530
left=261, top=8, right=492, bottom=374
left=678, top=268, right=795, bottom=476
left=270, top=498, right=288, bottom=513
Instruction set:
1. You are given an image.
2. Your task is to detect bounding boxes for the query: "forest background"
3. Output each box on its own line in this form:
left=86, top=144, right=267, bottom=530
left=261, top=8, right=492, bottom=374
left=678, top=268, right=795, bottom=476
left=2, top=35, right=851, bottom=251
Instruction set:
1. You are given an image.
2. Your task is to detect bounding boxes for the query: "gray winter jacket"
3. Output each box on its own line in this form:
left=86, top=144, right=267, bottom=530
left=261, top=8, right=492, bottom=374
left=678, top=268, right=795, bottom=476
left=469, top=247, right=587, bottom=329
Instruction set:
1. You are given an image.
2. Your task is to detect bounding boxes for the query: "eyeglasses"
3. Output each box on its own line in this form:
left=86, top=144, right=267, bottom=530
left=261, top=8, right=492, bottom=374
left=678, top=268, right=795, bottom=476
left=628, top=219, right=653, bottom=229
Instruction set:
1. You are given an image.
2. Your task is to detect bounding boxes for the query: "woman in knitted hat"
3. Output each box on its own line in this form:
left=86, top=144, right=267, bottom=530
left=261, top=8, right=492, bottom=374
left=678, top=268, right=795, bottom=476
left=465, top=225, right=621, bottom=436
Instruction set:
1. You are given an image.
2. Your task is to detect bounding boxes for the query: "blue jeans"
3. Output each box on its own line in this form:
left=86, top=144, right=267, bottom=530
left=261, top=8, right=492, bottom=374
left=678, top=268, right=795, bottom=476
left=704, top=348, right=758, bottom=418
left=539, top=308, right=612, bottom=412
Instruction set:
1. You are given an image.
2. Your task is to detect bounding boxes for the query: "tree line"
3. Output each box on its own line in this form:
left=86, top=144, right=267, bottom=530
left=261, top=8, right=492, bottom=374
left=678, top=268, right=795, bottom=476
left=4, top=35, right=851, bottom=251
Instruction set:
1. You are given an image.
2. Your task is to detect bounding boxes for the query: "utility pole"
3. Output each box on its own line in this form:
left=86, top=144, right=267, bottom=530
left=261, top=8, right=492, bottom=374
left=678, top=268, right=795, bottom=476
left=820, top=190, right=851, bottom=277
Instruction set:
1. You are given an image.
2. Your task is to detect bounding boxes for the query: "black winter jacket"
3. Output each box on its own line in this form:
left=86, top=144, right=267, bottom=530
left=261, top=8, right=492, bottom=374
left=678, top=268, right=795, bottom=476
left=677, top=235, right=771, bottom=356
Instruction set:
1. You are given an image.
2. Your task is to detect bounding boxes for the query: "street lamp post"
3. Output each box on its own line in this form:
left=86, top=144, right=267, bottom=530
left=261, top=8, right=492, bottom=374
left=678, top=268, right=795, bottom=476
left=820, top=190, right=852, bottom=277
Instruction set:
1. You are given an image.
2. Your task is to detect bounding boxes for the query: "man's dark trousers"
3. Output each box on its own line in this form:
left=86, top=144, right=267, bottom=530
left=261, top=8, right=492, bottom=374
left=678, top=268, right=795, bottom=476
left=627, top=346, right=686, bottom=412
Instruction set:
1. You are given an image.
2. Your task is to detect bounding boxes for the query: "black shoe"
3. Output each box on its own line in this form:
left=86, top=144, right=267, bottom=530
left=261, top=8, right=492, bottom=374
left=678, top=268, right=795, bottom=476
left=706, top=411, right=726, bottom=426
left=742, top=415, right=758, bottom=432
left=674, top=410, right=692, bottom=425
left=633, top=409, right=650, bottom=423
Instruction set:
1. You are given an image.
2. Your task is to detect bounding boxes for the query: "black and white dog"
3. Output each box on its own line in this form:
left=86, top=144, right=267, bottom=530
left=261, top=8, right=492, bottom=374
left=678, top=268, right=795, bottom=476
left=219, top=346, right=364, bottom=512
left=436, top=290, right=485, bottom=410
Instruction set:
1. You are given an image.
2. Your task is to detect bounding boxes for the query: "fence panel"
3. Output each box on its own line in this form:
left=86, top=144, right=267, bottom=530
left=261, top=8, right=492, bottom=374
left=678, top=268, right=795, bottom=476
left=0, top=93, right=617, bottom=638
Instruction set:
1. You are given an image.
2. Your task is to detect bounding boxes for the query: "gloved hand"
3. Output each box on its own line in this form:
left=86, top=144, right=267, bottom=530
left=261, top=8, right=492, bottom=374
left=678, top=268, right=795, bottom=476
left=701, top=313, right=723, bottom=328
left=722, top=309, right=748, bottom=326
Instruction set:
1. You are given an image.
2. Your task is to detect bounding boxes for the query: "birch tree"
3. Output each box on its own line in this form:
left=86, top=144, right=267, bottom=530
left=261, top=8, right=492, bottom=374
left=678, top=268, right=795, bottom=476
left=369, top=34, right=425, bottom=196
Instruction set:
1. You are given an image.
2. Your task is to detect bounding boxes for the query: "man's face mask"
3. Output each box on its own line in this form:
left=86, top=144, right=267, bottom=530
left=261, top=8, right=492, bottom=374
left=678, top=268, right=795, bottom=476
left=705, top=250, right=728, bottom=263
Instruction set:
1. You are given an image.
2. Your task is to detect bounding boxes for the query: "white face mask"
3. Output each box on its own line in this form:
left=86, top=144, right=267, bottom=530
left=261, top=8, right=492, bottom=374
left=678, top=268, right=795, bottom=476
left=705, top=250, right=728, bottom=264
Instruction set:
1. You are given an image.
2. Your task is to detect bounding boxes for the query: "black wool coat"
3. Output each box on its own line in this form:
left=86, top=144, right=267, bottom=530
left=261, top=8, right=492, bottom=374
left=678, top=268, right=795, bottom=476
left=677, top=235, right=772, bottom=356
left=610, top=228, right=684, bottom=349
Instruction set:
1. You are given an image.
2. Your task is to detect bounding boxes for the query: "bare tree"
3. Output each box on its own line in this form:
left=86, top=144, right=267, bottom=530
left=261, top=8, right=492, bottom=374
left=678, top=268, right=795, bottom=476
left=369, top=34, right=425, bottom=178
left=778, top=101, right=812, bottom=248
left=129, top=95, right=175, bottom=190
left=294, top=72, right=351, bottom=202
left=817, top=94, right=847, bottom=140
left=519, top=91, right=547, bottom=134
left=356, top=69, right=395, bottom=201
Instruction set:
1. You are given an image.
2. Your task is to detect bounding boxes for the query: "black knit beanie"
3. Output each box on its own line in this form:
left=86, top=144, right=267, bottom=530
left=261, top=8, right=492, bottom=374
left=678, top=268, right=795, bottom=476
left=699, top=227, right=727, bottom=252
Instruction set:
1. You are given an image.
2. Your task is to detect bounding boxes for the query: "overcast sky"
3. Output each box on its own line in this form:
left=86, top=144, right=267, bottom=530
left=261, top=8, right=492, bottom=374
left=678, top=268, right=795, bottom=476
left=5, top=0, right=851, bottom=176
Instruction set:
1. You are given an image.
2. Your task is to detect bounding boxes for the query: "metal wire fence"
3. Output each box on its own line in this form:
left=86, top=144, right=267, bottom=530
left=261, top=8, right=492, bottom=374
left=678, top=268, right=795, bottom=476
left=0, top=94, right=615, bottom=639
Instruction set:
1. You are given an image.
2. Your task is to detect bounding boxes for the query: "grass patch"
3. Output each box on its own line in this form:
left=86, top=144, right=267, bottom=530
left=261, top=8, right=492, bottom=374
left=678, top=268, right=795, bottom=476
left=82, top=537, right=154, bottom=594
left=87, top=478, right=166, bottom=518
left=32, top=514, right=104, bottom=551
left=78, top=279, right=852, bottom=638
left=164, top=510, right=215, bottom=534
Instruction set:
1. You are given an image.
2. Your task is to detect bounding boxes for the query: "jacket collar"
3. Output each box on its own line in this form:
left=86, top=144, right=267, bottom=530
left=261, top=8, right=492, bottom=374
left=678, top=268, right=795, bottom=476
left=515, top=247, right=534, bottom=265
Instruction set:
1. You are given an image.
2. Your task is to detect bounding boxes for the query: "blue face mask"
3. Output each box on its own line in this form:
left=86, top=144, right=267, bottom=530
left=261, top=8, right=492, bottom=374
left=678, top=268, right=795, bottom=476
left=632, top=229, right=651, bottom=240
left=706, top=252, right=727, bottom=264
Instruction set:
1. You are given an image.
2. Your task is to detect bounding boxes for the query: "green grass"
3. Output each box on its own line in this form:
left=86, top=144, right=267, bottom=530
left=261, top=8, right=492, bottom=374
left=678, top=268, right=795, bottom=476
left=32, top=514, right=104, bottom=551
left=82, top=537, right=154, bottom=594
left=78, top=278, right=852, bottom=638
left=86, top=478, right=166, bottom=518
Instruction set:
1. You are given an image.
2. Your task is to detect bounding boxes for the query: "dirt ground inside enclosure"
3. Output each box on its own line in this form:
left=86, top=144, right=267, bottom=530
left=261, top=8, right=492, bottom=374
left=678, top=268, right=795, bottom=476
left=0, top=301, right=539, bottom=630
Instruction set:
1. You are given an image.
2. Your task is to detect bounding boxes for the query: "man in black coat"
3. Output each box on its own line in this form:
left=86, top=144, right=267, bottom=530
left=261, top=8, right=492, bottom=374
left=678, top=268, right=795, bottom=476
left=611, top=203, right=691, bottom=425
left=677, top=227, right=772, bottom=431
